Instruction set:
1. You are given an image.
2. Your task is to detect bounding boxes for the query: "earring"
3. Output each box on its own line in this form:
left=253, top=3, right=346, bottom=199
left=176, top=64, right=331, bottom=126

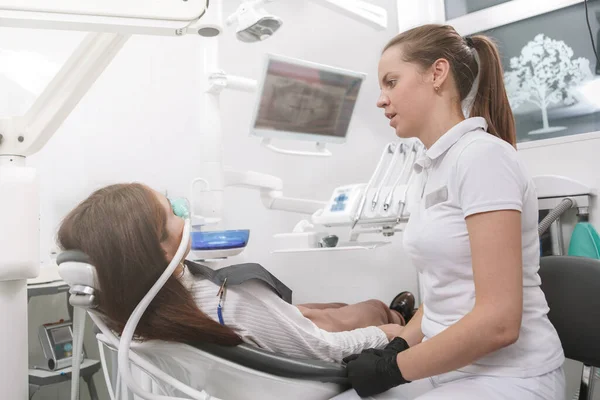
left=434, top=86, right=440, bottom=92
left=177, top=261, right=186, bottom=278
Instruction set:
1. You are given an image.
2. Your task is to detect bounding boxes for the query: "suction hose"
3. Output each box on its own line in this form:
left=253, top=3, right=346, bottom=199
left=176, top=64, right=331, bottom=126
left=538, top=198, right=574, bottom=236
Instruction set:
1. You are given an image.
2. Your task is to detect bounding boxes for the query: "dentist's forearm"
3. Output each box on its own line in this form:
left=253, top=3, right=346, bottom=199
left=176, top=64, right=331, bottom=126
left=399, top=305, right=424, bottom=347
left=395, top=305, right=519, bottom=381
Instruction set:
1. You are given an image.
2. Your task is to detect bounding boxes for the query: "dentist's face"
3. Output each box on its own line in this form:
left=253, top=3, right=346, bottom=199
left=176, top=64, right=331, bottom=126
left=376, top=45, right=434, bottom=139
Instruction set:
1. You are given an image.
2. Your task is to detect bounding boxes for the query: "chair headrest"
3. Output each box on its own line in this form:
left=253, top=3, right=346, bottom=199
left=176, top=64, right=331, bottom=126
left=57, top=250, right=92, bottom=265
left=56, top=250, right=98, bottom=290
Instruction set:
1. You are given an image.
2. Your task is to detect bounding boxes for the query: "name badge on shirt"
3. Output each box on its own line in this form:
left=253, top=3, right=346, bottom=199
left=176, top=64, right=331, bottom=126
left=425, top=186, right=448, bottom=209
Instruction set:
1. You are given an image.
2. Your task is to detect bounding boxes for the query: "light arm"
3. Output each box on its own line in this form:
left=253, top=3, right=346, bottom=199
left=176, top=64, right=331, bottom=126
left=0, top=1, right=209, bottom=35
left=0, top=10, right=192, bottom=36
left=4, top=33, right=129, bottom=157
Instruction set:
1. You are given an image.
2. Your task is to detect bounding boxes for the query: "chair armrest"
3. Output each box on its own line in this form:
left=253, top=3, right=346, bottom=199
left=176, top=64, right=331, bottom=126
left=193, top=342, right=349, bottom=385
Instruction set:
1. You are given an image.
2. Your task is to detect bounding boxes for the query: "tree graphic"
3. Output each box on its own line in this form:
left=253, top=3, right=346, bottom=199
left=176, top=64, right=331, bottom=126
left=504, top=34, right=592, bottom=134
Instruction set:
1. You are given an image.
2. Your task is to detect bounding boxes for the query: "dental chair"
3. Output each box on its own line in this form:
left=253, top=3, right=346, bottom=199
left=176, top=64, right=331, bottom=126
left=539, top=256, right=600, bottom=400
left=58, top=239, right=600, bottom=400
left=56, top=250, right=349, bottom=400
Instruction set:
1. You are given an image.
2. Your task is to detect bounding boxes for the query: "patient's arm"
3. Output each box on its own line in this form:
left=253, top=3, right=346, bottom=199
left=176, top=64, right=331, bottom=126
left=378, top=323, right=405, bottom=341
left=206, top=280, right=390, bottom=363
left=298, top=300, right=403, bottom=332
left=296, top=302, right=348, bottom=310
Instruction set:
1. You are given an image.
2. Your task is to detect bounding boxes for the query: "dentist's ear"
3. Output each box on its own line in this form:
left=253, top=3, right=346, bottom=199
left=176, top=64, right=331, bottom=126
left=430, top=58, right=451, bottom=92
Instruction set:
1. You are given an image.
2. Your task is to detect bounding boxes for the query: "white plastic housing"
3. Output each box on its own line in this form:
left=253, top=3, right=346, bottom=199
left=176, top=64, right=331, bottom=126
left=533, top=175, right=594, bottom=198
left=272, top=231, right=329, bottom=250
left=0, top=160, right=39, bottom=280
left=312, top=184, right=365, bottom=226
left=0, top=280, right=28, bottom=400
left=58, top=262, right=97, bottom=288
left=312, top=182, right=419, bottom=227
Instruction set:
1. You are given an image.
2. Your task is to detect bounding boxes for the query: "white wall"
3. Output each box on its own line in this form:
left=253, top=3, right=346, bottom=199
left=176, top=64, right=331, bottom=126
left=12, top=1, right=416, bottom=398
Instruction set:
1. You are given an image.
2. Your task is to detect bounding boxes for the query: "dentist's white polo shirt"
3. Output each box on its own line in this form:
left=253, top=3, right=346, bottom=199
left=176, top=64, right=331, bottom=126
left=403, top=117, right=564, bottom=377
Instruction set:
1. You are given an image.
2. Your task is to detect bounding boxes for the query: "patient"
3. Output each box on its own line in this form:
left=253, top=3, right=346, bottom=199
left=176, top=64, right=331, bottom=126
left=57, top=183, right=413, bottom=363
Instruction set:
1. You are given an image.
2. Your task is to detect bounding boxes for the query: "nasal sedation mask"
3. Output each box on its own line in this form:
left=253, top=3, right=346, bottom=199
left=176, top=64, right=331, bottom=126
left=169, top=196, right=251, bottom=252
left=169, top=197, right=190, bottom=219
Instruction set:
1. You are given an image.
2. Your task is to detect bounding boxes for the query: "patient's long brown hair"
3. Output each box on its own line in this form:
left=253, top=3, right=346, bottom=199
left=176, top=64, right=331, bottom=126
left=57, top=183, right=241, bottom=346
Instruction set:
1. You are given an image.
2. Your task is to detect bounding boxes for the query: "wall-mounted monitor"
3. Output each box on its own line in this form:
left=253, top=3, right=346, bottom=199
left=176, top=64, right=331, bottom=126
left=250, top=53, right=366, bottom=145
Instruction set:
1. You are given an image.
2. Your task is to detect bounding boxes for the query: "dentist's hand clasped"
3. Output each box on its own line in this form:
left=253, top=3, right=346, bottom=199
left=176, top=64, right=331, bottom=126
left=344, top=337, right=411, bottom=397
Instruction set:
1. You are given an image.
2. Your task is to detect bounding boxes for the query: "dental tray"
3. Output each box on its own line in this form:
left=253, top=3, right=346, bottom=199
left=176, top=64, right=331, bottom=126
left=191, top=230, right=250, bottom=250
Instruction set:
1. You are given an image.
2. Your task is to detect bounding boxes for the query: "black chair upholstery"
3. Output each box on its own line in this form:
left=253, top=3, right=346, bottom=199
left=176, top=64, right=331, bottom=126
left=193, top=342, right=348, bottom=384
left=540, top=256, right=600, bottom=400
left=539, top=256, right=600, bottom=368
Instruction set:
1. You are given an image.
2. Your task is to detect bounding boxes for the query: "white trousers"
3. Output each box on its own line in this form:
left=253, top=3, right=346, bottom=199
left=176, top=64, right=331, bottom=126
left=332, top=367, right=566, bottom=400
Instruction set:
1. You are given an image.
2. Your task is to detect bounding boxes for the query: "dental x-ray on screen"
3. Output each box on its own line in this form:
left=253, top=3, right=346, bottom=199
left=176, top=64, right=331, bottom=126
left=251, top=54, right=366, bottom=144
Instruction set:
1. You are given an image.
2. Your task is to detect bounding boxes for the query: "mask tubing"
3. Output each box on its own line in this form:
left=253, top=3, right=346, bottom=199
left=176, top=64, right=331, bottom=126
left=117, top=220, right=201, bottom=400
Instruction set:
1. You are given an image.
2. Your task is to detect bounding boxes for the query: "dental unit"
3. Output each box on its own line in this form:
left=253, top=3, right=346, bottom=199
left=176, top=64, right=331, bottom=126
left=2, top=0, right=596, bottom=399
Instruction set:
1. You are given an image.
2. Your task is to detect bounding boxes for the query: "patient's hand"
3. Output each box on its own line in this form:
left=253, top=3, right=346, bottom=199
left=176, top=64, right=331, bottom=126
left=378, top=324, right=405, bottom=341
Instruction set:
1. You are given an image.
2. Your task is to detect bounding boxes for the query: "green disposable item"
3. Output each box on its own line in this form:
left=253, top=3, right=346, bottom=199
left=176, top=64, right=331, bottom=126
left=568, top=222, right=600, bottom=259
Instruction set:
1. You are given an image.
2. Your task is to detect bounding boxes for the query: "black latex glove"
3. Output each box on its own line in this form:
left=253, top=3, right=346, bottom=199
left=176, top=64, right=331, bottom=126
left=343, top=337, right=409, bottom=364
left=385, top=337, right=411, bottom=352
left=343, top=337, right=411, bottom=397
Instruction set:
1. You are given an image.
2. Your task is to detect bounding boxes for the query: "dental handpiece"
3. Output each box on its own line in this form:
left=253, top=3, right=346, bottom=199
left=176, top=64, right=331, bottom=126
left=352, top=143, right=394, bottom=229
left=395, top=154, right=419, bottom=224
left=371, top=142, right=404, bottom=212
left=384, top=143, right=418, bottom=211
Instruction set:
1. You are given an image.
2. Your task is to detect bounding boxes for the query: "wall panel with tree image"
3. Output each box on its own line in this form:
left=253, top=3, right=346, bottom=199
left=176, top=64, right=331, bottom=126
left=504, top=33, right=593, bottom=136
left=441, top=0, right=600, bottom=147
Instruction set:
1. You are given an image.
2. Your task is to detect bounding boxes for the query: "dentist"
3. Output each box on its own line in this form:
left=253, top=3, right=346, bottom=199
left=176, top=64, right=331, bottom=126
left=341, top=24, right=566, bottom=400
